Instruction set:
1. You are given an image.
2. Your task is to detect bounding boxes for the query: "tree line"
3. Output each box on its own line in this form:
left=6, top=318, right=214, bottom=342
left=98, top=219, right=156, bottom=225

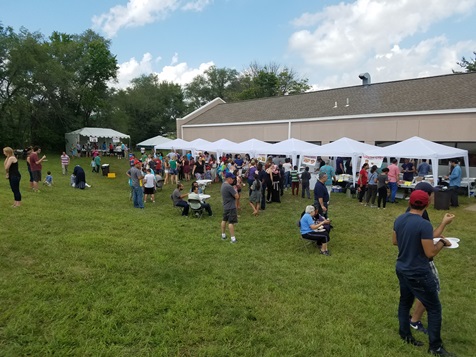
left=1, top=24, right=474, bottom=150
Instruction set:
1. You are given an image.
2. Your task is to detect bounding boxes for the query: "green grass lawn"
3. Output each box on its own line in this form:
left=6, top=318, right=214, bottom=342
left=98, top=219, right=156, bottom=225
left=1, top=155, right=475, bottom=356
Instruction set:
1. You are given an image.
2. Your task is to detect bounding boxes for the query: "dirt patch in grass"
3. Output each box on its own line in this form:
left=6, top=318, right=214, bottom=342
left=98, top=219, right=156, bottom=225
left=464, top=204, right=476, bottom=211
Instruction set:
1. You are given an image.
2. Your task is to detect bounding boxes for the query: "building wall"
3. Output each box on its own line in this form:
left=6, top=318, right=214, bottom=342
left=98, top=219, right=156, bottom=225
left=182, top=112, right=476, bottom=144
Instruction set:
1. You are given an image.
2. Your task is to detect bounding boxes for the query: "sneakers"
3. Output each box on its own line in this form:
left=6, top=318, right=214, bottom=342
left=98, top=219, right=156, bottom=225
left=428, top=347, right=456, bottom=356
left=410, top=319, right=428, bottom=334
left=402, top=336, right=424, bottom=346
left=320, top=250, right=331, bottom=256
left=221, top=235, right=227, bottom=240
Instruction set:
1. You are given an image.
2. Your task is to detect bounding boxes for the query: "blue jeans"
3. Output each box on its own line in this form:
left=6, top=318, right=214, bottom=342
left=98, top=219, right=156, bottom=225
left=396, top=270, right=443, bottom=350
left=132, top=186, right=144, bottom=208
left=388, top=182, right=397, bottom=202
left=284, top=171, right=291, bottom=188
left=176, top=200, right=189, bottom=216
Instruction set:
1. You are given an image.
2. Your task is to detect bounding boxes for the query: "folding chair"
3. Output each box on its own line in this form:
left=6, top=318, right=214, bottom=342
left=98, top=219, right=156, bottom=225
left=298, top=236, right=317, bottom=253
left=188, top=198, right=203, bottom=218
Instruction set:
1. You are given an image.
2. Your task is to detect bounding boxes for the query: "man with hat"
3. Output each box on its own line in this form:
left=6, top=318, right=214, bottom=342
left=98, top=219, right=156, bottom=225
left=221, top=172, right=239, bottom=243
left=130, top=159, right=144, bottom=209
left=392, top=190, right=454, bottom=356
left=406, top=182, right=455, bottom=338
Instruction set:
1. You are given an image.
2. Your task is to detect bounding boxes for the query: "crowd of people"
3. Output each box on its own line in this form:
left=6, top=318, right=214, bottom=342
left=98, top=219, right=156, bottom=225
left=69, top=141, right=129, bottom=159
left=2, top=145, right=466, bottom=355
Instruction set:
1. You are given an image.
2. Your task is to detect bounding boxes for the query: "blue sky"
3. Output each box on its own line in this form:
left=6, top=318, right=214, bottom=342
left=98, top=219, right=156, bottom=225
left=2, top=0, right=476, bottom=90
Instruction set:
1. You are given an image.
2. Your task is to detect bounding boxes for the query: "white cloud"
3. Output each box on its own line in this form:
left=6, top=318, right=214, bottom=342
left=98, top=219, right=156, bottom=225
left=182, top=0, right=212, bottom=11
left=113, top=52, right=214, bottom=88
left=288, top=0, right=476, bottom=89
left=92, top=0, right=212, bottom=37
left=156, top=60, right=214, bottom=84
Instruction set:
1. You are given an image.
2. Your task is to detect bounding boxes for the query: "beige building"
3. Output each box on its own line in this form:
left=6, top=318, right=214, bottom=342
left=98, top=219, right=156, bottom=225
left=177, top=72, right=476, bottom=167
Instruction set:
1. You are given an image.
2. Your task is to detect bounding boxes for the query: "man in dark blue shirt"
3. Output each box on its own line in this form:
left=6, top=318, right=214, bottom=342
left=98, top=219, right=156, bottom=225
left=314, top=172, right=329, bottom=218
left=392, top=190, right=454, bottom=356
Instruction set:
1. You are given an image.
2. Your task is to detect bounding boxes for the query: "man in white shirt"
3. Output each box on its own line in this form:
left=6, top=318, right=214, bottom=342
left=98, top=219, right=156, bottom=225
left=188, top=185, right=212, bottom=216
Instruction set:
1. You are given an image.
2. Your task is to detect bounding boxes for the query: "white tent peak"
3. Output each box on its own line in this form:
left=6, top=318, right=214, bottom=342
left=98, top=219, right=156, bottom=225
left=137, top=135, right=172, bottom=148
left=67, top=127, right=129, bottom=138
left=316, top=137, right=378, bottom=156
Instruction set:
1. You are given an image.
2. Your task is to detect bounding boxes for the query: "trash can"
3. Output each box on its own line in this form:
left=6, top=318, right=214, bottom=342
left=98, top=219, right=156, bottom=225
left=101, top=164, right=110, bottom=176
left=434, top=189, right=451, bottom=210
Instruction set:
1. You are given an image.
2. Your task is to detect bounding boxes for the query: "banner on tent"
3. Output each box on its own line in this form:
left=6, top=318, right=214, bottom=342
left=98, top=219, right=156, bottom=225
left=112, top=137, right=120, bottom=143
left=257, top=154, right=267, bottom=163
left=360, top=155, right=384, bottom=168
left=302, top=155, right=318, bottom=167
left=89, top=136, right=98, bottom=143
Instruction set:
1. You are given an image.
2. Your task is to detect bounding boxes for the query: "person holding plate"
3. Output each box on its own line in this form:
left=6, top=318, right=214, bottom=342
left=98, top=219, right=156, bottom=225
left=392, top=190, right=455, bottom=356
left=404, top=182, right=455, bottom=340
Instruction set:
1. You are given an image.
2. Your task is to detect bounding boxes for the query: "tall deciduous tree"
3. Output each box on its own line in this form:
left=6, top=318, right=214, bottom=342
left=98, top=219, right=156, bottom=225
left=185, top=66, right=239, bottom=110
left=110, top=74, right=186, bottom=144
left=0, top=26, right=118, bottom=149
left=237, top=61, right=311, bottom=100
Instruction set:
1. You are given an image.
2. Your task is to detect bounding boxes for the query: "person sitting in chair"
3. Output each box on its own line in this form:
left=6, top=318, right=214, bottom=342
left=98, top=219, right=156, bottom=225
left=188, top=185, right=212, bottom=216
left=172, top=182, right=189, bottom=216
left=190, top=181, right=203, bottom=194
left=299, top=205, right=331, bottom=256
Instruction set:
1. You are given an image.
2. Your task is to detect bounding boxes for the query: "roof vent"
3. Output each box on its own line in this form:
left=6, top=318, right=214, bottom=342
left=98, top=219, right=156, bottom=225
left=359, top=72, right=371, bottom=86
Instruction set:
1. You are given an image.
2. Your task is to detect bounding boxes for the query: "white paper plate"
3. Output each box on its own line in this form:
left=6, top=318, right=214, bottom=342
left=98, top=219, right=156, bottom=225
left=446, top=237, right=460, bottom=243
left=433, top=238, right=459, bottom=249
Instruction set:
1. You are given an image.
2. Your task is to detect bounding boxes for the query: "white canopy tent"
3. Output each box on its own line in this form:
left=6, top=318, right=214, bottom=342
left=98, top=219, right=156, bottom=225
left=267, top=138, right=321, bottom=166
left=232, top=138, right=275, bottom=159
left=137, top=135, right=172, bottom=149
left=155, top=138, right=192, bottom=151
left=301, top=137, right=381, bottom=185
left=199, top=139, right=239, bottom=157
left=187, top=138, right=212, bottom=157
left=364, top=136, right=470, bottom=195
left=65, top=127, right=130, bottom=152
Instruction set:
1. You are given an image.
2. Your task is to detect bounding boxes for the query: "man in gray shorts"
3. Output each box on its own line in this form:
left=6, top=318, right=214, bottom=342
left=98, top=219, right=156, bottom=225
left=221, top=172, right=239, bottom=243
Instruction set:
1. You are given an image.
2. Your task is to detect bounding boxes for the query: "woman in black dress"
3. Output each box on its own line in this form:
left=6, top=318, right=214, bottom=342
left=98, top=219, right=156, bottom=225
left=3, top=146, right=22, bottom=207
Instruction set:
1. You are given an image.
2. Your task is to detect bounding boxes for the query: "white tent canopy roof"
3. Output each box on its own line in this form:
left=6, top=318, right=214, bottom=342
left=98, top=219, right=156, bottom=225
left=200, top=139, right=239, bottom=155
left=310, top=137, right=379, bottom=157
left=155, top=138, right=192, bottom=151
left=268, top=138, right=320, bottom=155
left=233, top=138, right=274, bottom=154
left=188, top=138, right=212, bottom=151
left=364, top=136, right=469, bottom=193
left=137, top=135, right=172, bottom=148
left=66, top=127, right=130, bottom=138
left=364, top=136, right=467, bottom=158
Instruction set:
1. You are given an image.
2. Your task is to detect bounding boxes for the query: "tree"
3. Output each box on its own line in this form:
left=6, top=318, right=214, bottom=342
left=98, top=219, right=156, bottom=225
left=185, top=66, right=239, bottom=110
left=109, top=74, right=186, bottom=145
left=0, top=25, right=118, bottom=150
left=236, top=62, right=311, bottom=100
left=455, top=51, right=476, bottom=72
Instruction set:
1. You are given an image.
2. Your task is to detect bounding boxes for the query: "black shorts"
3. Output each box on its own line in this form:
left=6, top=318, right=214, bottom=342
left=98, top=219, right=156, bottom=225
left=222, top=208, right=238, bottom=224
left=31, top=170, right=41, bottom=182
left=144, top=187, right=154, bottom=195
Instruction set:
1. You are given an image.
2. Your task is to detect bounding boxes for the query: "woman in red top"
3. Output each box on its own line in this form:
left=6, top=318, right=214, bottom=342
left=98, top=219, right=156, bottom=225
left=357, top=163, right=369, bottom=203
